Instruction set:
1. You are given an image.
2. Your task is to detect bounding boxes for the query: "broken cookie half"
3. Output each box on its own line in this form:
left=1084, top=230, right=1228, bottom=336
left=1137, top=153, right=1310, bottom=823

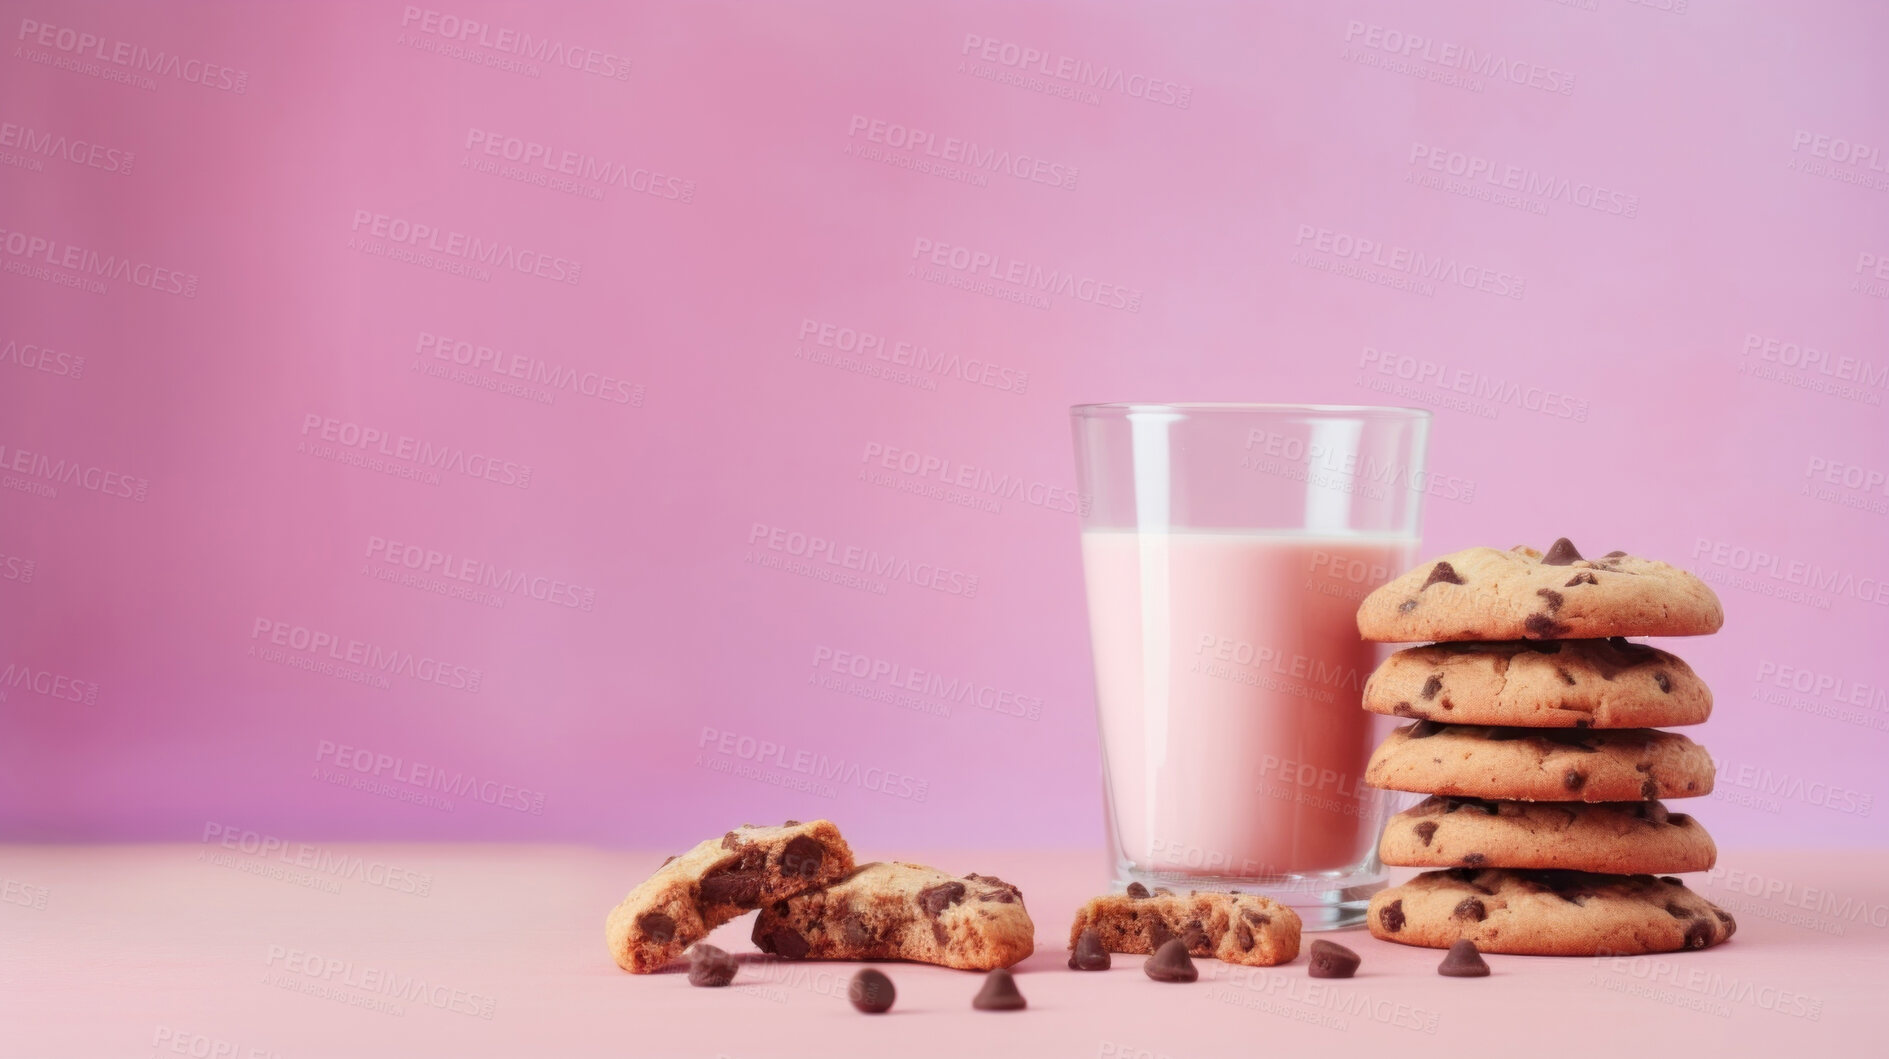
left=752, top=861, right=1035, bottom=970
left=605, top=820, right=854, bottom=973
left=1067, top=885, right=1302, bottom=967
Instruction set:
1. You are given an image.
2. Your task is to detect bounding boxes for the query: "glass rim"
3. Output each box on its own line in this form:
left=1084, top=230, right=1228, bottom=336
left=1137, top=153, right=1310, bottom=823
left=1069, top=402, right=1432, bottom=420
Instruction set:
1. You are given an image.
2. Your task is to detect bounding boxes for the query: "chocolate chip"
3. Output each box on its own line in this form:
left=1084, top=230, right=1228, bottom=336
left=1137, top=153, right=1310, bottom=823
left=1660, top=876, right=1683, bottom=886
left=783, top=819, right=802, bottom=826
left=1147, top=918, right=1173, bottom=950
left=1654, top=671, right=1672, bottom=693
left=1714, top=909, right=1734, bottom=926
left=1125, top=882, right=1150, bottom=899
left=1393, top=702, right=1416, bottom=716
left=966, top=873, right=1021, bottom=902
left=720, top=831, right=742, bottom=851
left=1143, top=939, right=1197, bottom=983
left=1683, top=920, right=1715, bottom=950
left=1556, top=667, right=1577, bottom=686
left=1240, top=909, right=1271, bottom=926
left=1422, top=561, right=1465, bottom=588
left=1235, top=923, right=1254, bottom=951
left=1415, top=821, right=1439, bottom=846
left=1603, top=550, right=1627, bottom=558
left=1638, top=801, right=1669, bottom=824
left=1667, top=812, right=1692, bottom=827
left=841, top=914, right=875, bottom=948
left=1664, top=901, right=1694, bottom=920
left=1437, top=939, right=1490, bottom=977
left=660, top=854, right=677, bottom=867
left=1541, top=538, right=1583, bottom=566
left=1460, top=853, right=1486, bottom=866
left=1440, top=697, right=1454, bottom=710
left=1564, top=572, right=1598, bottom=587
left=698, top=868, right=762, bottom=906
left=1398, top=599, right=1419, bottom=613
left=1421, top=675, right=1443, bottom=700
left=760, top=925, right=810, bottom=959
left=1379, top=899, right=1405, bottom=933
left=972, top=968, right=1027, bottom=1010
left=1525, top=614, right=1570, bottom=638
left=918, top=881, right=967, bottom=916
left=1307, top=939, right=1360, bottom=978
left=780, top=835, right=824, bottom=877
left=1641, top=776, right=1659, bottom=800
left=1564, top=769, right=1587, bottom=792
left=1453, top=897, right=1487, bottom=922
left=849, top=969, right=895, bottom=1013
left=687, top=943, right=738, bottom=987
left=1069, top=927, right=1111, bottom=970
left=1408, top=720, right=1444, bottom=739
left=1535, top=587, right=1565, bottom=613
left=635, top=911, right=676, bottom=944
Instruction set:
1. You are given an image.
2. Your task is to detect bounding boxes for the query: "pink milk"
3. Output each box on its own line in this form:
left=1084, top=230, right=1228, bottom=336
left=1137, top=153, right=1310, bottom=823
left=1081, top=530, right=1415, bottom=877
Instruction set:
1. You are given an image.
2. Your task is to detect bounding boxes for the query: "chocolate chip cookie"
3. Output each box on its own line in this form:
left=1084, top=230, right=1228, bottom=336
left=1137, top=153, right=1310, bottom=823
left=1365, top=722, right=1714, bottom=802
left=1379, top=796, right=1717, bottom=874
left=1066, top=885, right=1301, bottom=967
left=1356, top=539, right=1724, bottom=643
left=1364, top=639, right=1711, bottom=728
left=1367, top=868, right=1735, bottom=955
left=605, top=820, right=854, bottom=973
left=752, top=861, right=1035, bottom=970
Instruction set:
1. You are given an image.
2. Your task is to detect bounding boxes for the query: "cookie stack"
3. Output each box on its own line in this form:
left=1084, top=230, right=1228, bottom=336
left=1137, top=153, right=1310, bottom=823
left=1353, top=539, right=1737, bottom=956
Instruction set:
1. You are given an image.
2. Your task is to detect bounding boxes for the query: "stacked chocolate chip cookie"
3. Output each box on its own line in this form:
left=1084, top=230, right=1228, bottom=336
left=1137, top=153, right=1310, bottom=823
left=1354, top=539, right=1737, bottom=956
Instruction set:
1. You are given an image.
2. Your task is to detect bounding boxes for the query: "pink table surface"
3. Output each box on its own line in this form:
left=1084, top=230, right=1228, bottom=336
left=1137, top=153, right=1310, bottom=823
left=2, top=845, right=1879, bottom=1056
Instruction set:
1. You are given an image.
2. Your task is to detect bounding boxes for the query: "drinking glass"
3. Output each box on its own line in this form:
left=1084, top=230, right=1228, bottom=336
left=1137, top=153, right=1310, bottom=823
left=1070, top=403, right=1431, bottom=929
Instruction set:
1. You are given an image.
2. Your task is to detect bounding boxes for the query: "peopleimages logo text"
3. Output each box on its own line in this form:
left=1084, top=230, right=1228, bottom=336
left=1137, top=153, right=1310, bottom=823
left=463, top=130, right=692, bottom=202
left=315, top=740, right=545, bottom=814
left=253, top=619, right=484, bottom=692
left=796, top=319, right=1029, bottom=394
left=399, top=7, right=630, bottom=79
left=910, top=237, right=1142, bottom=311
left=1342, top=20, right=1574, bottom=94
left=0, top=120, right=134, bottom=173
left=0, top=225, right=198, bottom=296
left=417, top=332, right=641, bottom=405
left=15, top=18, right=249, bottom=92
left=960, top=34, right=1192, bottom=107
left=746, top=522, right=979, bottom=597
left=846, top=115, right=1078, bottom=190
left=1294, top=226, right=1525, bottom=299
left=365, top=535, right=596, bottom=611
left=299, top=414, right=533, bottom=489
left=350, top=210, right=581, bottom=285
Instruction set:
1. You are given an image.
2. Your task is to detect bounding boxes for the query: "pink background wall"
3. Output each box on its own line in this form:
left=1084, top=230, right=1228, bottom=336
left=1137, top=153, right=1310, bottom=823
left=2, top=0, right=1884, bottom=852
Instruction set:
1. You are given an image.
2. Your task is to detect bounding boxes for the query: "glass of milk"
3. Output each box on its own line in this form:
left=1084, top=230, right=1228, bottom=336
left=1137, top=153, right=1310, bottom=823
left=1071, top=404, right=1430, bottom=929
